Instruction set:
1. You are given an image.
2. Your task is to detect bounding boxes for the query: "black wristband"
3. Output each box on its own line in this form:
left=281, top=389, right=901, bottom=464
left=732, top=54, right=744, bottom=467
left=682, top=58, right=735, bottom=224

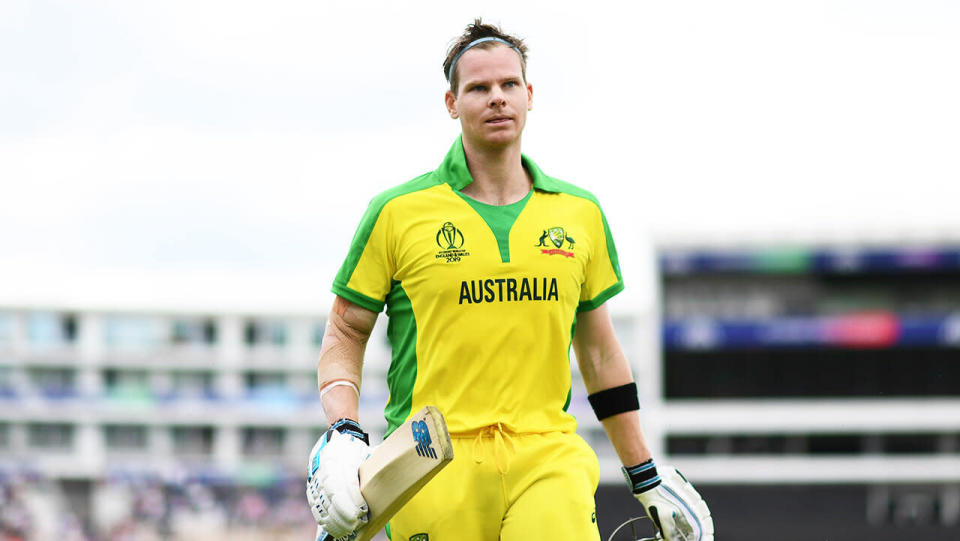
left=328, top=418, right=370, bottom=445
left=587, top=382, right=640, bottom=420
left=622, top=458, right=661, bottom=494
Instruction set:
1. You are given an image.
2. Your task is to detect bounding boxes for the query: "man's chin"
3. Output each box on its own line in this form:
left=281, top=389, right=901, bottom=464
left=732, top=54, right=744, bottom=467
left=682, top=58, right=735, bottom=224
left=469, top=129, right=522, bottom=149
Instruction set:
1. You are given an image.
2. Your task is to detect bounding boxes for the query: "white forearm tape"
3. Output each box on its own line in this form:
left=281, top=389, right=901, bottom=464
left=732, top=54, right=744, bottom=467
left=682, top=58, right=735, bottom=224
left=319, top=380, right=360, bottom=417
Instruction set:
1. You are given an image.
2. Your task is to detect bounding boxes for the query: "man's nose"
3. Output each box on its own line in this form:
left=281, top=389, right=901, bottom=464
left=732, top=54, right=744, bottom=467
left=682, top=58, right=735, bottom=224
left=489, top=87, right=506, bottom=107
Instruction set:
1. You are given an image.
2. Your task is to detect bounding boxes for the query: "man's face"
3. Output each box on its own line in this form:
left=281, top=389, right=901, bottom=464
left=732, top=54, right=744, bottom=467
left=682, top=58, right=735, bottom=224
left=445, top=45, right=533, bottom=150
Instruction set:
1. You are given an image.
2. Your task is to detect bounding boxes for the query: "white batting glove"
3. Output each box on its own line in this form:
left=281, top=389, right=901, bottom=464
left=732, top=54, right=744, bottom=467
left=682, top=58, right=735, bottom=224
left=306, top=419, right=371, bottom=540
left=626, top=461, right=714, bottom=541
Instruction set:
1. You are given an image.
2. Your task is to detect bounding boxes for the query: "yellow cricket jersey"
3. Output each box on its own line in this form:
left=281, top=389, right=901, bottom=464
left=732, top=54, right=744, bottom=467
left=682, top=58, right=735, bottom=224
left=333, top=137, right=623, bottom=435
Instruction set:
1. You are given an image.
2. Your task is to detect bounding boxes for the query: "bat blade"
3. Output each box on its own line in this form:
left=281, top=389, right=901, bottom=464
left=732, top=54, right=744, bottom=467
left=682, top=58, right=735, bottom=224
left=316, top=406, right=454, bottom=541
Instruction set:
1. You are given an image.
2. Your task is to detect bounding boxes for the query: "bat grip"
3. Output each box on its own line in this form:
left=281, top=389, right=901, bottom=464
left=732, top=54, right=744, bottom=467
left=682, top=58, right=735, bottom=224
left=315, top=526, right=332, bottom=541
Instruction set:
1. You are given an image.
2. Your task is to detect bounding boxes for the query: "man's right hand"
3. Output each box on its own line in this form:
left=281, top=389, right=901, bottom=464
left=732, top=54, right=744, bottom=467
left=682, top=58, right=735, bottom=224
left=306, top=419, right=371, bottom=539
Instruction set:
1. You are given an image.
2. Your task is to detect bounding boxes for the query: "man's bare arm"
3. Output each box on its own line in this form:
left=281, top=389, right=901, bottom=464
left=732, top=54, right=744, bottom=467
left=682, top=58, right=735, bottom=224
left=317, top=295, right=378, bottom=423
left=572, top=303, right=652, bottom=466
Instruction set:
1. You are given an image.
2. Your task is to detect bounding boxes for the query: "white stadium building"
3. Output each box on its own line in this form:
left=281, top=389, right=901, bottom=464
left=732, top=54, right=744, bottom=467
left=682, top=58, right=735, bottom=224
left=2, top=235, right=960, bottom=540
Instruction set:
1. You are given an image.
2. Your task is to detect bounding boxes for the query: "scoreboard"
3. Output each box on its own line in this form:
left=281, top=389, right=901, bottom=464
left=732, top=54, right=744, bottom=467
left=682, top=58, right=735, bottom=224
left=659, top=245, right=960, bottom=398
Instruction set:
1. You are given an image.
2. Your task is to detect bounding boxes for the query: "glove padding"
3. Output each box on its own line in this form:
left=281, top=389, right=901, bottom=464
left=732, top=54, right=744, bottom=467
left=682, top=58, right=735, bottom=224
left=633, top=466, right=714, bottom=541
left=306, top=422, right=371, bottom=539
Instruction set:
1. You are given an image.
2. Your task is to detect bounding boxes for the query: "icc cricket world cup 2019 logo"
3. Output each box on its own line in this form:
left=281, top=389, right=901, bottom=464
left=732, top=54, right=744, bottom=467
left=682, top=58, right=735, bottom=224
left=435, top=222, right=469, bottom=263
left=436, top=222, right=464, bottom=250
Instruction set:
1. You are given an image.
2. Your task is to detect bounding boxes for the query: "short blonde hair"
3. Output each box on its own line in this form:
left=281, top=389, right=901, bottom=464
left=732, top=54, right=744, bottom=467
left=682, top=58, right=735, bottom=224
left=443, top=19, right=528, bottom=96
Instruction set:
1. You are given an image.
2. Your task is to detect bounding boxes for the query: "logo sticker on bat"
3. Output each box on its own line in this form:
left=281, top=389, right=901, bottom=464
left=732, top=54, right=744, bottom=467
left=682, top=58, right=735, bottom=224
left=412, top=420, right=437, bottom=459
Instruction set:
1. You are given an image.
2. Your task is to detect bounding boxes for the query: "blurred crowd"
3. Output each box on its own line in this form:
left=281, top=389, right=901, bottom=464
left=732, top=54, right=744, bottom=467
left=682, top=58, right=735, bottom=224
left=0, top=474, right=317, bottom=541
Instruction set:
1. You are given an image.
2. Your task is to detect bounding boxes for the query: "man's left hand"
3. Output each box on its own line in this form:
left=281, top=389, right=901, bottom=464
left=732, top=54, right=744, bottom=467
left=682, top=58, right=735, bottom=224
left=630, top=464, right=714, bottom=541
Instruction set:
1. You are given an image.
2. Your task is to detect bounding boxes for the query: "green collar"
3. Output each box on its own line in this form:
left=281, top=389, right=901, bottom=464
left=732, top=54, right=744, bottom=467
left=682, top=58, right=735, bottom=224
left=436, top=136, right=562, bottom=193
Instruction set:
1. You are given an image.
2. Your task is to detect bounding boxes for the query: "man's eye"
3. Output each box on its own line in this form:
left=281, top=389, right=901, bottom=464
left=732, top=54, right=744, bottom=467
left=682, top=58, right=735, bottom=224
left=505, top=81, right=518, bottom=87
left=471, top=85, right=486, bottom=92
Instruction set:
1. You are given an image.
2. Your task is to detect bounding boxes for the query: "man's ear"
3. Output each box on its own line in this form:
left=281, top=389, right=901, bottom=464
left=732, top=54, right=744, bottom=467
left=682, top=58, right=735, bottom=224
left=445, top=90, right=459, bottom=119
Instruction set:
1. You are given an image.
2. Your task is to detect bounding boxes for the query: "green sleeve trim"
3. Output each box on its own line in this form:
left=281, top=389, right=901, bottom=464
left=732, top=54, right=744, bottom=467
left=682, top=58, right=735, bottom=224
left=599, top=210, right=623, bottom=283
left=577, top=281, right=624, bottom=312
left=331, top=284, right=385, bottom=314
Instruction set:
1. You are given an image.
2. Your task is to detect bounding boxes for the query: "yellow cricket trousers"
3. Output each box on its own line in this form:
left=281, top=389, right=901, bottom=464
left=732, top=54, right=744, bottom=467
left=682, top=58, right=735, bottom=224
left=387, top=425, right=601, bottom=541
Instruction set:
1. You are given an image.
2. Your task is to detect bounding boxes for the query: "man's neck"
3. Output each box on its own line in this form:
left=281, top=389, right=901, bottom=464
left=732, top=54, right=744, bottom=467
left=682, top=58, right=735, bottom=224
left=459, top=137, right=531, bottom=206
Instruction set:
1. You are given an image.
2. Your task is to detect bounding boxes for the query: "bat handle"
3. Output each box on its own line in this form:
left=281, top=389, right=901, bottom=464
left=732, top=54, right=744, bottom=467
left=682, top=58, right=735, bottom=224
left=315, top=526, right=332, bottom=541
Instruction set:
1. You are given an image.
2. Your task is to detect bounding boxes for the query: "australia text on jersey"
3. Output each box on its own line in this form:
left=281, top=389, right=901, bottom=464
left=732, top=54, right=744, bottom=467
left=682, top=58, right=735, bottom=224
left=458, top=276, right=560, bottom=304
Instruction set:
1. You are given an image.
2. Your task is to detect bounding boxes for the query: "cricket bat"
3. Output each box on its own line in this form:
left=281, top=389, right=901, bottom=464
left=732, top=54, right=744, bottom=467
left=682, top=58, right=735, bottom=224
left=316, top=406, right=454, bottom=541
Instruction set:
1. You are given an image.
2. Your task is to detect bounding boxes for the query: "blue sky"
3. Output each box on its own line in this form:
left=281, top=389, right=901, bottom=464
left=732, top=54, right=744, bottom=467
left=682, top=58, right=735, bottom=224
left=1, top=0, right=958, bottom=311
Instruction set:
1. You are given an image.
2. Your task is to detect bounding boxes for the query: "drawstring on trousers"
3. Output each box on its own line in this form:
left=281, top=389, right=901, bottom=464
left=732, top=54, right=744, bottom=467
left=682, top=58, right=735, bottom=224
left=470, top=422, right=515, bottom=475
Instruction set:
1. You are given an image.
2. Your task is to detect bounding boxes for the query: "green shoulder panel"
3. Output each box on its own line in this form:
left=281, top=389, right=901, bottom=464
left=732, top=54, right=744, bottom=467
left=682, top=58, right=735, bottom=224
left=534, top=171, right=625, bottom=307
left=332, top=171, right=440, bottom=311
left=534, top=174, right=603, bottom=206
